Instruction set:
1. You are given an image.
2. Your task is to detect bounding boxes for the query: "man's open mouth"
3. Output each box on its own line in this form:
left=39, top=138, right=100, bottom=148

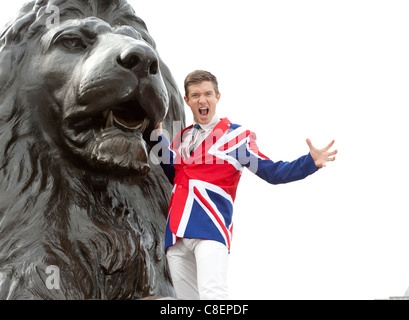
left=199, top=107, right=209, bottom=116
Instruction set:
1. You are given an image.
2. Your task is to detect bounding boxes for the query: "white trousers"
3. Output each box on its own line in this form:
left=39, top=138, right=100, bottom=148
left=166, top=238, right=229, bottom=300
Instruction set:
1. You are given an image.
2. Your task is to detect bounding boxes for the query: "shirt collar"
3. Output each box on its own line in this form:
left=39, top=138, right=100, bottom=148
left=194, top=114, right=220, bottom=131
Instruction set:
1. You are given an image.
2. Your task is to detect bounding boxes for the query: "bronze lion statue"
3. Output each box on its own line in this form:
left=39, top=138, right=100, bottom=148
left=0, top=0, right=185, bottom=299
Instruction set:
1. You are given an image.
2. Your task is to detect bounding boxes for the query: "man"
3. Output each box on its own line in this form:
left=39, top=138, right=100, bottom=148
left=154, top=70, right=337, bottom=300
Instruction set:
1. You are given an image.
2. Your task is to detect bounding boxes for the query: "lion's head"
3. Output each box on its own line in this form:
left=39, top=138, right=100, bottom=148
left=0, top=0, right=183, bottom=175
left=0, top=0, right=184, bottom=299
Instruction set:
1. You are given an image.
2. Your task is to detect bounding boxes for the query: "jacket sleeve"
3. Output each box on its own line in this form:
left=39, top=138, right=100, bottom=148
left=156, top=134, right=176, bottom=185
left=237, top=130, right=318, bottom=185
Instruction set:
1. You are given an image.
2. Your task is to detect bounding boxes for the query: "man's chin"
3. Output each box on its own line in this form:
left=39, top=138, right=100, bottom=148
left=196, top=115, right=211, bottom=125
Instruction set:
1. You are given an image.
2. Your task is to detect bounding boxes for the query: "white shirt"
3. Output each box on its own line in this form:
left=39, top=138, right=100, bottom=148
left=180, top=115, right=221, bottom=159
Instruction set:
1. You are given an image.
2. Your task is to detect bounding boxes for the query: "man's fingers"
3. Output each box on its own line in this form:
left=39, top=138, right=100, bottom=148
left=329, top=149, right=338, bottom=157
left=306, top=138, right=313, bottom=148
left=306, top=139, right=336, bottom=152
left=324, top=140, right=335, bottom=151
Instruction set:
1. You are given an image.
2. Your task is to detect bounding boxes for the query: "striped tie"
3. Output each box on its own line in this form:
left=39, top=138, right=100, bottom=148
left=188, top=124, right=201, bottom=156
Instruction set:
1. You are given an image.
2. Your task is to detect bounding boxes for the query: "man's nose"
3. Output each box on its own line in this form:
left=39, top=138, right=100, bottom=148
left=117, top=42, right=159, bottom=77
left=198, top=95, right=207, bottom=104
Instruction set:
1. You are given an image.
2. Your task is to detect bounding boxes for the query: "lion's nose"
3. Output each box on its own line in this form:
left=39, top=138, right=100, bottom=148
left=117, top=43, right=159, bottom=76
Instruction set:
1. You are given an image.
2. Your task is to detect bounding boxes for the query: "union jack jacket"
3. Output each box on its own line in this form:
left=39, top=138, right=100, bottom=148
left=157, top=117, right=317, bottom=252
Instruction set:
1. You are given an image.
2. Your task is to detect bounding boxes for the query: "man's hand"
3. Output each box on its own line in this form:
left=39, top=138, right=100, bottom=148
left=150, top=122, right=163, bottom=141
left=306, top=139, right=337, bottom=168
left=156, top=122, right=163, bottom=135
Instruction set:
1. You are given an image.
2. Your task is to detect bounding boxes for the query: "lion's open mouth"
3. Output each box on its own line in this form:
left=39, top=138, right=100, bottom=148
left=63, top=97, right=156, bottom=175
left=103, top=100, right=150, bottom=133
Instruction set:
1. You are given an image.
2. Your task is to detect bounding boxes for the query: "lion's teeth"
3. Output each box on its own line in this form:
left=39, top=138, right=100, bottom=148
left=105, top=110, right=114, bottom=128
left=104, top=108, right=150, bottom=133
left=141, top=117, right=150, bottom=133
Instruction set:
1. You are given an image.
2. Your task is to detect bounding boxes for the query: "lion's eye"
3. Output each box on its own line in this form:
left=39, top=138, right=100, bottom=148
left=61, top=37, right=87, bottom=51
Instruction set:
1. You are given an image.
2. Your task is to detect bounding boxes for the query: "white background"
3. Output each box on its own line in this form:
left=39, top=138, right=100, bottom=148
left=1, top=0, right=409, bottom=300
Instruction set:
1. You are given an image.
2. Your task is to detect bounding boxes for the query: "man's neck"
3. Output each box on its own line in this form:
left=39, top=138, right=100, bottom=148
left=195, top=114, right=220, bottom=131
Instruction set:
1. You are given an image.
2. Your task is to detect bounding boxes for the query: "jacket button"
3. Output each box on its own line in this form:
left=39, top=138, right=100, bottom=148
left=178, top=185, right=183, bottom=189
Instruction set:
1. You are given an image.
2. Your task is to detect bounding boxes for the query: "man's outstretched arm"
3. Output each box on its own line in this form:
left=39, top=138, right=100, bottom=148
left=238, top=130, right=337, bottom=184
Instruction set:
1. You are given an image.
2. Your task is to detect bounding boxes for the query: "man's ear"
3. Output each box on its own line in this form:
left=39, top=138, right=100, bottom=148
left=216, top=93, right=221, bottom=102
left=184, top=96, right=189, bottom=104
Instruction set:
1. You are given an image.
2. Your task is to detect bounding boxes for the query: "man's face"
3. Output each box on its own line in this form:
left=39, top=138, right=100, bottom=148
left=184, top=81, right=221, bottom=125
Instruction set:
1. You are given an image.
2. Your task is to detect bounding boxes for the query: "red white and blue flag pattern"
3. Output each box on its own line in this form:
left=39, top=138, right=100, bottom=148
left=158, top=118, right=317, bottom=251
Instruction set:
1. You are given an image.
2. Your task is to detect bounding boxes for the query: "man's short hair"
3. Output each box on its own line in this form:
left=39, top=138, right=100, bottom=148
left=184, top=70, right=219, bottom=97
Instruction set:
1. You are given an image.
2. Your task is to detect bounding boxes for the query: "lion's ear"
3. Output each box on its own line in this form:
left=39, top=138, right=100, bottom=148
left=159, top=59, right=186, bottom=141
